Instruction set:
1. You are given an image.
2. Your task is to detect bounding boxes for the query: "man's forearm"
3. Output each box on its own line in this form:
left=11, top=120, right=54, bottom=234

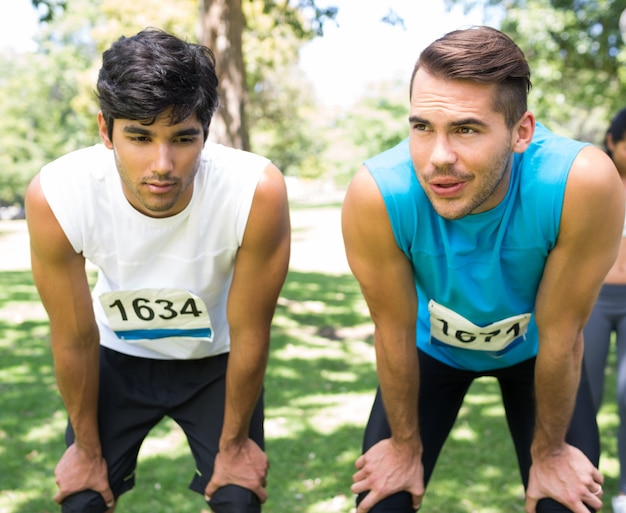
left=52, top=335, right=102, bottom=454
left=531, top=334, right=583, bottom=457
left=375, top=328, right=421, bottom=448
left=220, top=335, right=269, bottom=447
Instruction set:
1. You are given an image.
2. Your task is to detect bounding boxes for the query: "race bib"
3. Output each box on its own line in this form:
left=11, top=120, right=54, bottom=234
left=99, top=288, right=213, bottom=342
left=428, top=300, right=530, bottom=352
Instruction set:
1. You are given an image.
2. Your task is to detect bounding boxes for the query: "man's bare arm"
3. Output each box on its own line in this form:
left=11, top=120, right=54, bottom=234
left=25, top=174, right=114, bottom=507
left=342, top=166, right=424, bottom=512
left=528, top=146, right=623, bottom=512
left=205, top=163, right=290, bottom=502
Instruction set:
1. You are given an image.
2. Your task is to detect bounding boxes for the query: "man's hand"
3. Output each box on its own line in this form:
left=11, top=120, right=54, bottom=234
left=351, top=438, right=424, bottom=512
left=525, top=443, right=603, bottom=513
left=53, top=443, right=115, bottom=508
left=204, top=438, right=269, bottom=503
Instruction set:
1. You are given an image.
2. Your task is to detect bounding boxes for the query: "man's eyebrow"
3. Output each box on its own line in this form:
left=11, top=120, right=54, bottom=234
left=408, top=115, right=428, bottom=125
left=407, top=115, right=488, bottom=128
left=122, top=125, right=153, bottom=135
left=172, top=127, right=203, bottom=137
left=122, top=126, right=202, bottom=137
left=450, top=118, right=488, bottom=128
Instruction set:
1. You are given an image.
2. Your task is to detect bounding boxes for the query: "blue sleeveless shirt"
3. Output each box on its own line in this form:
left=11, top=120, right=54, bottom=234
left=365, top=123, right=588, bottom=371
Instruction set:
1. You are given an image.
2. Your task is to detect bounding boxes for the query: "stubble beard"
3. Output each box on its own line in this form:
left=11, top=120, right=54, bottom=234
left=115, top=154, right=197, bottom=216
left=424, top=147, right=513, bottom=221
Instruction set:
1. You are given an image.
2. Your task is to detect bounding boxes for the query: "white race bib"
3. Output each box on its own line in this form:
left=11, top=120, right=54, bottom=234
left=99, top=288, right=213, bottom=359
left=428, top=300, right=530, bottom=353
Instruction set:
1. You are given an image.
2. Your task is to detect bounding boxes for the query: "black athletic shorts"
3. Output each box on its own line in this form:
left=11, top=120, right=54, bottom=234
left=60, top=346, right=264, bottom=513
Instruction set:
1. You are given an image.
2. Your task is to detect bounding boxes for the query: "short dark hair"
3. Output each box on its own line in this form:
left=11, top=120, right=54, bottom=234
left=605, top=108, right=626, bottom=158
left=410, top=26, right=532, bottom=129
left=97, top=28, right=219, bottom=141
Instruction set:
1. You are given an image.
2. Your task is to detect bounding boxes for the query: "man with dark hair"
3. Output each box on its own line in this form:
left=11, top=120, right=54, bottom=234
left=342, top=26, right=623, bottom=512
left=25, top=28, right=290, bottom=513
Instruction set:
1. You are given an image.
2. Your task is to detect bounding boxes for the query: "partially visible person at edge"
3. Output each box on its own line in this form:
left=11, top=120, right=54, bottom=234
left=341, top=25, right=623, bottom=513
left=25, top=28, right=290, bottom=513
left=583, top=107, right=626, bottom=513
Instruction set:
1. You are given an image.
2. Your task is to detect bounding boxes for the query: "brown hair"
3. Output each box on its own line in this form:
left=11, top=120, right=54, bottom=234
left=410, top=26, right=532, bottom=129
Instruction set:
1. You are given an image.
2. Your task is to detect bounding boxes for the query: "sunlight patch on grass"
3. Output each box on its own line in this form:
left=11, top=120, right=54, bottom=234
left=598, top=409, right=618, bottom=427
left=600, top=453, right=619, bottom=477
left=598, top=406, right=620, bottom=481
left=0, top=302, right=47, bottom=323
left=273, top=339, right=342, bottom=359
left=289, top=300, right=328, bottom=314
left=0, top=489, right=45, bottom=513
left=481, top=404, right=506, bottom=417
left=306, top=394, right=372, bottom=435
left=309, top=493, right=355, bottom=513
left=24, top=414, right=66, bottom=444
left=462, top=393, right=501, bottom=406
left=429, top=475, right=525, bottom=512
left=138, top=422, right=187, bottom=459
left=319, top=368, right=360, bottom=383
left=267, top=392, right=372, bottom=437
left=266, top=416, right=292, bottom=438
left=460, top=500, right=522, bottom=513
left=335, top=448, right=360, bottom=467
left=273, top=336, right=374, bottom=364
left=283, top=470, right=357, bottom=513
left=480, top=464, right=506, bottom=480
left=450, top=422, right=477, bottom=442
left=270, top=366, right=301, bottom=380
left=272, top=340, right=367, bottom=370
left=288, top=391, right=370, bottom=410
left=1, top=363, right=53, bottom=384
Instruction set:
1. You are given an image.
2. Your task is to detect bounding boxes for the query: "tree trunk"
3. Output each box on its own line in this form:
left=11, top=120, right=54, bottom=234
left=201, top=0, right=250, bottom=150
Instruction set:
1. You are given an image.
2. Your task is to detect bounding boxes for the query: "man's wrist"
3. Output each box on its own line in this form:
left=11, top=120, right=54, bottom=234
left=530, top=436, right=566, bottom=460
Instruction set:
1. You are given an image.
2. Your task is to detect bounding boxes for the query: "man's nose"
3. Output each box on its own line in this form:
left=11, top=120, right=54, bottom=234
left=430, top=135, right=457, bottom=168
left=151, top=144, right=174, bottom=174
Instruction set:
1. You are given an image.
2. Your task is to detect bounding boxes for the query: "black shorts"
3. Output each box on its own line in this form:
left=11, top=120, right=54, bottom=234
left=60, top=346, right=264, bottom=513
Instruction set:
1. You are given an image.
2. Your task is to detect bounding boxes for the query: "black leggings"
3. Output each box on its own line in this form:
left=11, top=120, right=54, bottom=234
left=357, top=350, right=600, bottom=512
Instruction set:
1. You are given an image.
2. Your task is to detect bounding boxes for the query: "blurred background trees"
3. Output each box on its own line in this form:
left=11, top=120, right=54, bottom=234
left=1, top=0, right=625, bottom=211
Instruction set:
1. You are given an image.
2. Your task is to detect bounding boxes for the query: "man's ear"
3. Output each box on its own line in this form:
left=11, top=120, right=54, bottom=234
left=97, top=111, right=113, bottom=149
left=512, top=112, right=536, bottom=154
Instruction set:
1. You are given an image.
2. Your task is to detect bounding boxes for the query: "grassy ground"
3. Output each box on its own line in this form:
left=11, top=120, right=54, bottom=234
left=0, top=215, right=621, bottom=512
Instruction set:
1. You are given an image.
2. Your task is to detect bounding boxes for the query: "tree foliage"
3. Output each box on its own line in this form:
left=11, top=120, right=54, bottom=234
left=0, top=0, right=102, bottom=207
left=201, top=0, right=336, bottom=150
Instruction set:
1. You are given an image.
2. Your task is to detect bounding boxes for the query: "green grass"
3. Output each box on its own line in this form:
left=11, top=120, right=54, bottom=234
left=0, top=265, right=622, bottom=512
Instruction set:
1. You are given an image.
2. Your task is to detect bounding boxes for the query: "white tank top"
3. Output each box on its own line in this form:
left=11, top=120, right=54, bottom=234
left=40, top=142, right=269, bottom=359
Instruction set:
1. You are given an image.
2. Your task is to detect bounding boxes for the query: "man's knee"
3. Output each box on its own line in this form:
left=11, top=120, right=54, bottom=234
left=207, top=485, right=261, bottom=513
left=61, top=490, right=112, bottom=513
left=535, top=497, right=595, bottom=512
left=356, top=490, right=415, bottom=513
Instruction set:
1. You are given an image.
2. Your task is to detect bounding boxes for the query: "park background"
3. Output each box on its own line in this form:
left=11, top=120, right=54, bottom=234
left=1, top=0, right=626, bottom=511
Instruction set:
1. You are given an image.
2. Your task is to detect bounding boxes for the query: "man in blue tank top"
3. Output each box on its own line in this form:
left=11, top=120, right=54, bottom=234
left=342, top=26, right=624, bottom=513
